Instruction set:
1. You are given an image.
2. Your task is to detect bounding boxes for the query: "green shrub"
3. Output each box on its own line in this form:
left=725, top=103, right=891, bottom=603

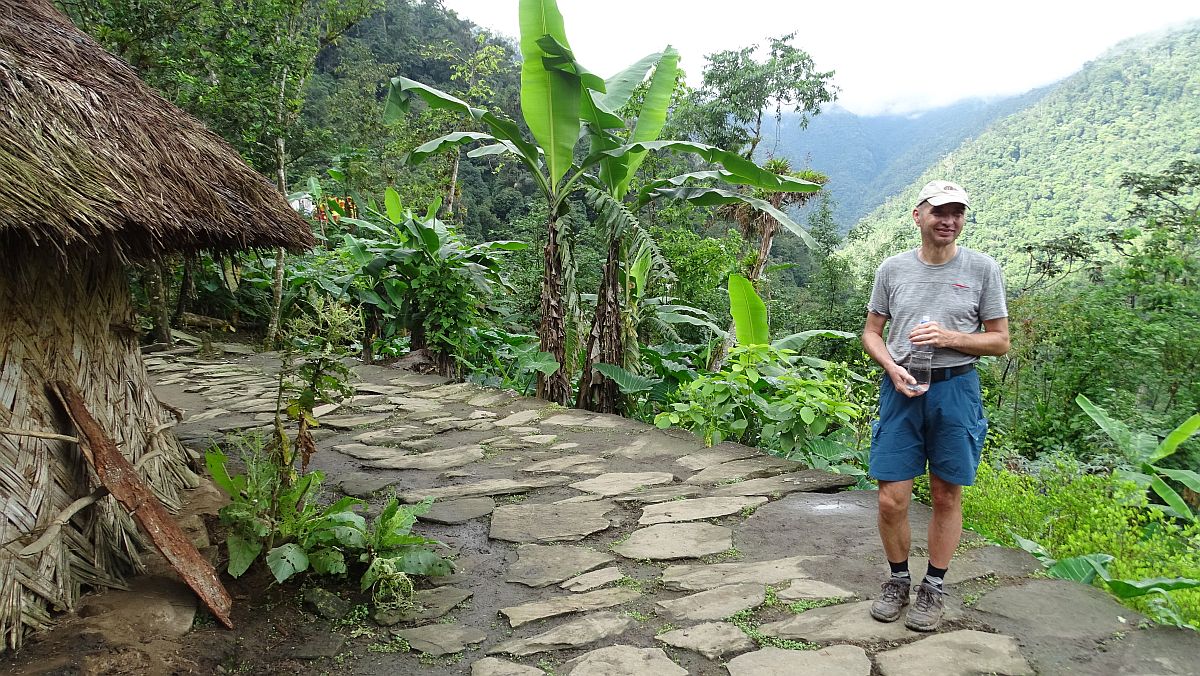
left=963, top=452, right=1200, bottom=627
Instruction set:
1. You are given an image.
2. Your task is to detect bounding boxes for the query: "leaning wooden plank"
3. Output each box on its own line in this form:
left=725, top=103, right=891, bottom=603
left=53, top=381, right=234, bottom=629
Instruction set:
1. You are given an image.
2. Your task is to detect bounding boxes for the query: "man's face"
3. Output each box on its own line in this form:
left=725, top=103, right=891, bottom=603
left=912, top=201, right=966, bottom=246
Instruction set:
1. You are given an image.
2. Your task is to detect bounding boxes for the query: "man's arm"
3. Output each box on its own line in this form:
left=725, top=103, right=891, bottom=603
left=863, top=311, right=921, bottom=398
left=910, top=317, right=1010, bottom=356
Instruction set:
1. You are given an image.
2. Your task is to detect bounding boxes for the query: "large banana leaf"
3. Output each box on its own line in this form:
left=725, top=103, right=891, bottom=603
left=406, top=131, right=497, bottom=165
left=519, top=0, right=580, bottom=186
left=772, top=329, right=857, bottom=352
left=594, top=363, right=660, bottom=394
left=1149, top=475, right=1194, bottom=520
left=1148, top=412, right=1200, bottom=464
left=728, top=274, right=768, bottom=345
left=1075, top=394, right=1158, bottom=463
left=614, top=47, right=680, bottom=199
left=1046, top=553, right=1114, bottom=584
left=1105, top=576, right=1200, bottom=599
left=585, top=140, right=822, bottom=196
left=649, top=185, right=820, bottom=250
left=385, top=77, right=547, bottom=193
left=600, top=51, right=663, bottom=112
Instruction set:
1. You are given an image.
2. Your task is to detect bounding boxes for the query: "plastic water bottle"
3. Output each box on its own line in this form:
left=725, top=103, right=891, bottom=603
left=908, top=315, right=933, bottom=392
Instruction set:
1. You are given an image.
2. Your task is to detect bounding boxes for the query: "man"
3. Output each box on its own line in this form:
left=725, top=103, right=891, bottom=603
left=861, top=180, right=1009, bottom=631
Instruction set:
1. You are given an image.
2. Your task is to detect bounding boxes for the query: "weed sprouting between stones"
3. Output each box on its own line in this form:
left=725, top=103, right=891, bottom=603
left=787, top=597, right=845, bottom=614
left=726, top=608, right=818, bottom=651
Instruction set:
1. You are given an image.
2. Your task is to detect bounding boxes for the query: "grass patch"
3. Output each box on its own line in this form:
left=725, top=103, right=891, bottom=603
left=367, top=636, right=410, bottom=653
left=726, top=608, right=817, bottom=651
left=702, top=547, right=743, bottom=563
left=787, top=597, right=846, bottom=614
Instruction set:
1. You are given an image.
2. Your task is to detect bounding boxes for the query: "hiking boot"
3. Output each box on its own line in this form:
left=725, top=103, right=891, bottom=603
left=905, top=580, right=946, bottom=631
left=870, top=576, right=910, bottom=622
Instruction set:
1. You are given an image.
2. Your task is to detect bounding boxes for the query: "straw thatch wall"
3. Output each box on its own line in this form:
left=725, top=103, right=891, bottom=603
left=0, top=247, right=201, bottom=651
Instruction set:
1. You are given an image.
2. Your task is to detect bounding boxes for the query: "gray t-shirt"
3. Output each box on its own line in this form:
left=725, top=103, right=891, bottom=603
left=867, top=247, right=1008, bottom=368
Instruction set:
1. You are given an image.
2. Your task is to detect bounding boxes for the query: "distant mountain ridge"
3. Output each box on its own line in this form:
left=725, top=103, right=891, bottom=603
left=842, top=22, right=1200, bottom=276
left=761, top=89, right=1050, bottom=229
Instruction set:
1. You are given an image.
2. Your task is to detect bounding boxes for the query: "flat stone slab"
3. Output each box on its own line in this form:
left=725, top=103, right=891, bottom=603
left=521, top=434, right=558, bottom=445
left=561, top=567, right=623, bottom=592
left=418, top=497, right=496, bottom=525
left=656, top=621, right=754, bottom=660
left=683, top=456, right=803, bottom=485
left=569, top=472, right=676, bottom=497
left=711, top=470, right=857, bottom=497
left=320, top=413, right=391, bottom=429
left=656, top=583, right=765, bottom=621
left=386, top=396, right=445, bottom=413
left=876, top=630, right=1033, bottom=676
left=506, top=545, right=615, bottom=587
left=468, top=392, right=512, bottom=407
left=354, top=426, right=434, bottom=444
left=374, top=586, right=472, bottom=625
left=675, top=442, right=762, bottom=471
left=612, top=485, right=704, bottom=504
left=776, top=578, right=856, bottom=601
left=726, top=645, right=871, bottom=676
left=393, top=623, right=486, bottom=655
left=758, top=600, right=919, bottom=642
left=472, top=657, right=546, bottom=675
left=488, top=611, right=634, bottom=657
left=611, top=523, right=732, bottom=561
left=638, top=496, right=767, bottom=525
left=523, top=455, right=605, bottom=473
left=495, top=410, right=543, bottom=427
left=289, top=631, right=346, bottom=659
left=540, top=413, right=596, bottom=426
left=490, top=502, right=614, bottom=543
left=974, top=578, right=1138, bottom=640
left=337, top=472, right=398, bottom=498
left=561, top=645, right=687, bottom=676
left=400, top=476, right=570, bottom=503
left=499, top=588, right=642, bottom=628
left=367, top=445, right=484, bottom=471
left=661, top=555, right=831, bottom=591
left=185, top=408, right=230, bottom=422
left=332, top=443, right=407, bottom=461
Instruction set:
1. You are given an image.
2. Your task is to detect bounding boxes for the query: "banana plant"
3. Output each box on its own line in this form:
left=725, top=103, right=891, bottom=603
left=1076, top=394, right=1200, bottom=521
left=389, top=0, right=823, bottom=410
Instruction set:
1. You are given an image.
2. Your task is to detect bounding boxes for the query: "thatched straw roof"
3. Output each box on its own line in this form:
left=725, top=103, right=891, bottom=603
left=0, top=0, right=314, bottom=260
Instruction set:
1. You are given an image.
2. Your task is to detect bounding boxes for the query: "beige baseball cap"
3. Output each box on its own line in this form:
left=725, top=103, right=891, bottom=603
left=916, top=180, right=970, bottom=208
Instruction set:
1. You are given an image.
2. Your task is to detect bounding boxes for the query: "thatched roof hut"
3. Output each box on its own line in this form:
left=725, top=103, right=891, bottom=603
left=0, top=0, right=313, bottom=650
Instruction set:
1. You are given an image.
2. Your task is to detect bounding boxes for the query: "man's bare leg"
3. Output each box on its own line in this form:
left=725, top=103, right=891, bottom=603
left=877, top=479, right=914, bottom=563
left=927, top=473, right=963, bottom=568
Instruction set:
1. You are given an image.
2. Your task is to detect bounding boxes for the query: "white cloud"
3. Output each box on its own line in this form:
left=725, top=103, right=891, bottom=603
left=439, top=0, right=1200, bottom=115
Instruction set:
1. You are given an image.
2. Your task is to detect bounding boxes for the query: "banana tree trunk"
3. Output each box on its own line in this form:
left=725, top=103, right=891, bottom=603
left=537, top=213, right=571, bottom=405
left=143, top=260, right=172, bottom=345
left=577, top=238, right=623, bottom=413
left=445, top=150, right=460, bottom=222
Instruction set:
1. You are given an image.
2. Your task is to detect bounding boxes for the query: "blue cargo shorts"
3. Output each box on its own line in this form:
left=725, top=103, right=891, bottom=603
left=868, top=368, right=988, bottom=486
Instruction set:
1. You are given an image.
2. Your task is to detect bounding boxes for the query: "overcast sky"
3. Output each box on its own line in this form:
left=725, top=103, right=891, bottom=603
left=439, top=0, right=1200, bottom=116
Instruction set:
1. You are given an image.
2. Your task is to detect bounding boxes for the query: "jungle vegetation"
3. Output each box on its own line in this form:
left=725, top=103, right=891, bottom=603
left=58, top=0, right=1200, bottom=627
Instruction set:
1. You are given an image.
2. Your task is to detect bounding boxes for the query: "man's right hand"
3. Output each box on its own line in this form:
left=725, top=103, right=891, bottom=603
left=887, top=365, right=923, bottom=397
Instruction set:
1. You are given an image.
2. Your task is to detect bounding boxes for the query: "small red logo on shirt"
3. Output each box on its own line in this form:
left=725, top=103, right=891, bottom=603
left=951, top=283, right=969, bottom=289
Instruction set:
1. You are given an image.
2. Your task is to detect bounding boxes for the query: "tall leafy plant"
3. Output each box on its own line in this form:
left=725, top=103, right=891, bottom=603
left=336, top=189, right=525, bottom=371
left=1077, top=394, right=1200, bottom=521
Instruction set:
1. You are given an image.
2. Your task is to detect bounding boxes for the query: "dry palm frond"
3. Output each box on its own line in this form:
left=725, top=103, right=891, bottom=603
left=0, top=0, right=314, bottom=262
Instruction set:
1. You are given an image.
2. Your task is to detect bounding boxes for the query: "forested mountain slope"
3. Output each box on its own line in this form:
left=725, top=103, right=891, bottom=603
left=843, top=23, right=1200, bottom=276
left=763, top=89, right=1049, bottom=228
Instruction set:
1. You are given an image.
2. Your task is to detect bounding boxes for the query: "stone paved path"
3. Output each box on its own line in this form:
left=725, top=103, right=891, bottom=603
left=10, top=346, right=1199, bottom=676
